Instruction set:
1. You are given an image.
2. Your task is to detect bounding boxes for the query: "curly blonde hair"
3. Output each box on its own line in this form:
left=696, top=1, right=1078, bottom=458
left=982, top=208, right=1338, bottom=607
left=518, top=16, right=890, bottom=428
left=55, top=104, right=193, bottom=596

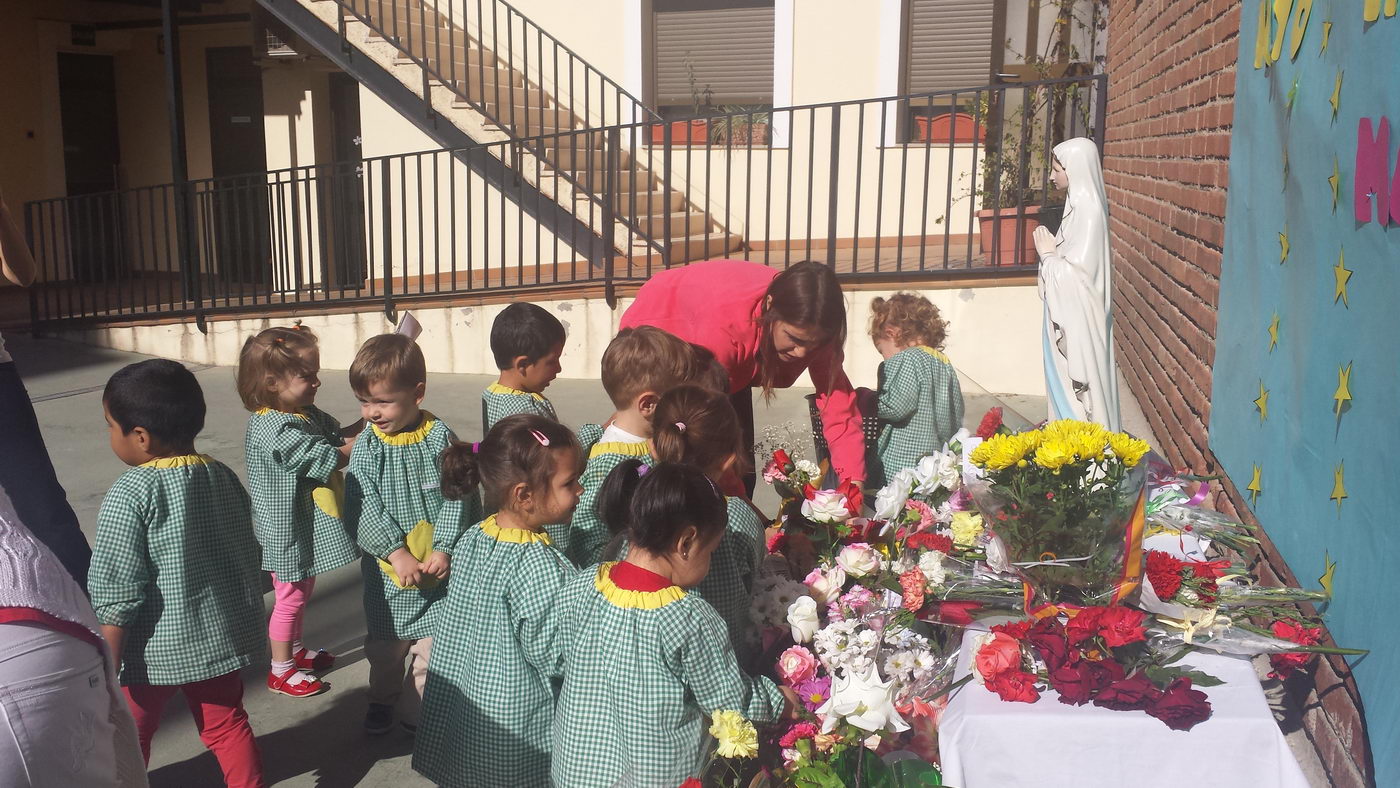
left=868, top=292, right=947, bottom=350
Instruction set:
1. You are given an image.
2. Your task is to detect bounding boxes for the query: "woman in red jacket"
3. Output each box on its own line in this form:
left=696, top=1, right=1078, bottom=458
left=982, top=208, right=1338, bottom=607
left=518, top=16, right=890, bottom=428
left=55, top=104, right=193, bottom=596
left=620, top=259, right=864, bottom=493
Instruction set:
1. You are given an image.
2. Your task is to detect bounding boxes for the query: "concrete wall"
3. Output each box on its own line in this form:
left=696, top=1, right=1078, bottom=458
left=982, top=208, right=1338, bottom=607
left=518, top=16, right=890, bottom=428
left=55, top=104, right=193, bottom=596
left=54, top=282, right=1046, bottom=396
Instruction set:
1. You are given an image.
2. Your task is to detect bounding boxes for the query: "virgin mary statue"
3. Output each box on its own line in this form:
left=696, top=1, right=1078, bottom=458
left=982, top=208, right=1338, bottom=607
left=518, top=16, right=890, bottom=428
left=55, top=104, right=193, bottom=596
left=1034, top=137, right=1120, bottom=430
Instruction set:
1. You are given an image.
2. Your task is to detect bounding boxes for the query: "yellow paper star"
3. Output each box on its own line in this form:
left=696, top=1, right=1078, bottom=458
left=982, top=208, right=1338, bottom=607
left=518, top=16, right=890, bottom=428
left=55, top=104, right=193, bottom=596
left=1255, top=0, right=1271, bottom=68
left=1334, top=362, right=1352, bottom=415
left=1247, top=463, right=1263, bottom=506
left=1268, top=313, right=1280, bottom=352
left=1321, top=20, right=1332, bottom=52
left=1279, top=226, right=1289, bottom=264
left=1318, top=552, right=1337, bottom=598
left=1288, top=0, right=1313, bottom=59
left=1254, top=381, right=1270, bottom=421
left=1330, top=70, right=1343, bottom=118
left=1365, top=0, right=1380, bottom=22
left=1270, top=0, right=1291, bottom=62
left=1330, top=462, right=1347, bottom=513
left=1334, top=248, right=1352, bottom=306
left=1328, top=156, right=1341, bottom=211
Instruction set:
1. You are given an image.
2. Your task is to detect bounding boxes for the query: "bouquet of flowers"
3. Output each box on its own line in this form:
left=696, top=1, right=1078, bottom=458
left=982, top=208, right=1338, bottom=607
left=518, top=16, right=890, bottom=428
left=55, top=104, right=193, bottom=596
left=968, top=419, right=1151, bottom=611
left=762, top=447, right=826, bottom=503
left=870, top=444, right=987, bottom=562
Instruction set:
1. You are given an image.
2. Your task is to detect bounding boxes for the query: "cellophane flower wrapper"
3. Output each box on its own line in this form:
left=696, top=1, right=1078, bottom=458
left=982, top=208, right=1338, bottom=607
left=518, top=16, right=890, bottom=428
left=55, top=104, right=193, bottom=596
left=1146, top=615, right=1333, bottom=657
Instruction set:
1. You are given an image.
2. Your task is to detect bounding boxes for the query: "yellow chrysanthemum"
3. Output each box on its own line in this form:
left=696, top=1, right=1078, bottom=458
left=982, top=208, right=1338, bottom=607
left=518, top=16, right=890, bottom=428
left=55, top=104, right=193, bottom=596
left=1033, top=438, right=1077, bottom=470
left=951, top=511, right=985, bottom=548
left=1071, top=430, right=1108, bottom=462
left=709, top=710, right=758, bottom=759
left=1108, top=433, right=1151, bottom=468
left=971, top=434, right=1021, bottom=470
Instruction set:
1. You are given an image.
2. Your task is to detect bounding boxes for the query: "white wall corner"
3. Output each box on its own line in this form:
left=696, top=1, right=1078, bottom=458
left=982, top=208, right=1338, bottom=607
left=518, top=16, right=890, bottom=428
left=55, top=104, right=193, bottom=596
left=878, top=0, right=902, bottom=147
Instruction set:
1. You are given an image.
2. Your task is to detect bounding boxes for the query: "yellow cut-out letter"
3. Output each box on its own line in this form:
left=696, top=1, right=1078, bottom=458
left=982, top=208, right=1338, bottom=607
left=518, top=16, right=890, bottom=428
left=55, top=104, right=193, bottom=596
left=1289, top=0, right=1313, bottom=59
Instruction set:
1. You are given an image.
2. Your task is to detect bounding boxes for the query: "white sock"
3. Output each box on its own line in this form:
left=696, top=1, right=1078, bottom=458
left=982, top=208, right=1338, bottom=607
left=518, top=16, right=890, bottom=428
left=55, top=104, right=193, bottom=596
left=272, top=658, right=295, bottom=675
left=291, top=640, right=305, bottom=656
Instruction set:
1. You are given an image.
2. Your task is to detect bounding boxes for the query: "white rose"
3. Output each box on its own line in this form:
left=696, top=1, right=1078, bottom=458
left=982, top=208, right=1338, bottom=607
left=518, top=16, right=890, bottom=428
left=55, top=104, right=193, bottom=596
left=917, top=550, right=947, bottom=587
left=835, top=543, right=880, bottom=578
left=872, top=470, right=914, bottom=520
left=795, top=459, right=821, bottom=478
left=914, top=451, right=961, bottom=495
left=801, top=490, right=852, bottom=524
left=803, top=565, right=847, bottom=605
left=787, top=596, right=820, bottom=643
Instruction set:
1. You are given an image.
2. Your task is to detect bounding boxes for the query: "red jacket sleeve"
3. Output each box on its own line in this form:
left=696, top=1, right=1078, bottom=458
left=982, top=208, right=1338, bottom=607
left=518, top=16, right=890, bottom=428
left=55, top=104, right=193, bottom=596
left=809, top=347, right=866, bottom=483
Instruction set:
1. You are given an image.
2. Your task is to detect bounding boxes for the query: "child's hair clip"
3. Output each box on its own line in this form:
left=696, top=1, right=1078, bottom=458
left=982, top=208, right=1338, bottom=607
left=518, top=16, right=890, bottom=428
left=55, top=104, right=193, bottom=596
left=274, top=337, right=286, bottom=344
left=637, top=464, right=650, bottom=477
left=470, top=442, right=481, bottom=454
left=529, top=429, right=551, bottom=447
left=292, top=320, right=304, bottom=330
left=674, top=421, right=686, bottom=432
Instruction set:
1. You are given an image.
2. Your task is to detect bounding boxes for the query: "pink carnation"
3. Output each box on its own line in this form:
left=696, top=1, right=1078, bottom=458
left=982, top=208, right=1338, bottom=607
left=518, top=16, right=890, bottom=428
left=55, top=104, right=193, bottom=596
left=779, top=721, right=820, bottom=748
left=839, top=584, right=875, bottom=614
left=777, top=646, right=818, bottom=686
left=906, top=499, right=936, bottom=532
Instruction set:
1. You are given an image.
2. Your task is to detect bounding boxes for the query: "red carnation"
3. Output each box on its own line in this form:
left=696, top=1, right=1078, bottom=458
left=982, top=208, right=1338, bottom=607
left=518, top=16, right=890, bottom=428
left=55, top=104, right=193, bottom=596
left=992, top=619, right=1033, bottom=640
left=773, top=449, right=792, bottom=470
left=976, top=407, right=1004, bottom=440
left=986, top=669, right=1041, bottom=703
left=1145, top=550, right=1186, bottom=600
left=837, top=479, right=863, bottom=517
left=1096, top=606, right=1148, bottom=648
left=1093, top=673, right=1162, bottom=712
left=1147, top=677, right=1212, bottom=731
left=1267, top=619, right=1323, bottom=679
left=1064, top=607, right=1105, bottom=646
left=907, top=532, right=954, bottom=553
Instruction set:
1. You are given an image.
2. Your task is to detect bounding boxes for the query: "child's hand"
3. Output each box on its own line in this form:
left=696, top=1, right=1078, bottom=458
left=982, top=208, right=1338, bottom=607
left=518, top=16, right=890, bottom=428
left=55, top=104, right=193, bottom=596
left=388, top=547, right=423, bottom=587
left=420, top=550, right=452, bottom=580
left=779, top=686, right=801, bottom=720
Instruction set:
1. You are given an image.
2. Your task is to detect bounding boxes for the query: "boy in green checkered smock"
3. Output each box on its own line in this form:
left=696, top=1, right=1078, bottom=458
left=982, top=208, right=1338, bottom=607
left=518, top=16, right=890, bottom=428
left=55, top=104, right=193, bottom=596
left=559, top=326, right=701, bottom=566
left=650, top=385, right=768, bottom=667
left=548, top=462, right=794, bottom=788
left=90, top=360, right=266, bottom=784
left=344, top=334, right=472, bottom=736
left=866, top=293, right=965, bottom=486
left=237, top=325, right=359, bottom=699
left=413, top=415, right=582, bottom=787
left=481, top=302, right=565, bottom=430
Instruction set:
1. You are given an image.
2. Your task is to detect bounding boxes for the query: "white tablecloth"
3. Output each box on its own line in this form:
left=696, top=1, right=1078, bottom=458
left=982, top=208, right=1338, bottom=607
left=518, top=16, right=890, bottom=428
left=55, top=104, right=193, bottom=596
left=939, top=627, right=1310, bottom=788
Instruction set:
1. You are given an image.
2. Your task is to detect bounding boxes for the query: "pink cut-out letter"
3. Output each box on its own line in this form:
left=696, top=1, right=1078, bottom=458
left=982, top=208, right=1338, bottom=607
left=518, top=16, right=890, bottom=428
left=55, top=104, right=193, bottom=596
left=1355, top=117, right=1390, bottom=224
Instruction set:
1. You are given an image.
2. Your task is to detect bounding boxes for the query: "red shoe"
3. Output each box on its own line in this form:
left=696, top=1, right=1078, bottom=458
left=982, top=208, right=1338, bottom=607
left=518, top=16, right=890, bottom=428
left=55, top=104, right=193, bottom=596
left=267, top=668, right=328, bottom=698
left=293, top=647, right=336, bottom=672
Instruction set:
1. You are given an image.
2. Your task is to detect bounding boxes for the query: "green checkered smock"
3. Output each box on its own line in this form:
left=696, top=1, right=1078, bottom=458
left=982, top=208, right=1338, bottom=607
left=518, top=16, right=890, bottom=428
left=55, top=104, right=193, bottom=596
left=481, top=382, right=558, bottom=431
left=413, top=517, right=576, bottom=787
left=244, top=406, right=357, bottom=581
left=90, top=455, right=263, bottom=686
left=693, top=497, right=767, bottom=668
left=558, top=441, right=652, bottom=566
left=346, top=413, right=466, bottom=641
left=548, top=563, right=787, bottom=788
left=870, top=346, right=965, bottom=487
left=574, top=422, right=604, bottom=458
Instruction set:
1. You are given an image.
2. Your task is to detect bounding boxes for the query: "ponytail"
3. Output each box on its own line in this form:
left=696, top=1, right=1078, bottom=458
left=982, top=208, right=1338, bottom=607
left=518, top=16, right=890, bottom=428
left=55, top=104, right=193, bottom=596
left=439, top=440, right=483, bottom=501
left=652, top=385, right=747, bottom=476
left=597, top=458, right=648, bottom=538
left=599, top=461, right=726, bottom=555
left=439, top=414, right=578, bottom=510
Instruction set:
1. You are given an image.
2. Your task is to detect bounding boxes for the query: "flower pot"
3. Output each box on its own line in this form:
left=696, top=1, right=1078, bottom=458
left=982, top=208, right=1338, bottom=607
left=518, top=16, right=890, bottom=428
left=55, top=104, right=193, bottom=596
left=649, top=119, right=710, bottom=145
left=914, top=112, right=985, bottom=144
left=976, top=206, right=1042, bottom=267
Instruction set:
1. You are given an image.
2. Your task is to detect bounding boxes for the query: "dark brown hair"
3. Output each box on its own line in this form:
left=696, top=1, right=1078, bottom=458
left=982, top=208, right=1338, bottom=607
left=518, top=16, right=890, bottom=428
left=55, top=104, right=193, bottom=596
left=758, top=261, right=846, bottom=398
left=651, top=385, right=748, bottom=476
left=439, top=414, right=579, bottom=510
left=349, top=333, right=427, bottom=396
left=869, top=292, right=948, bottom=349
left=597, top=460, right=726, bottom=554
left=236, top=325, right=319, bottom=411
left=599, top=326, right=697, bottom=409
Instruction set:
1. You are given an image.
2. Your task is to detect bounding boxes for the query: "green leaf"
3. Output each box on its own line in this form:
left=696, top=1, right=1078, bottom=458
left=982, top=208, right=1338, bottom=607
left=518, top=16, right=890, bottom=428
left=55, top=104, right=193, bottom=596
left=833, top=748, right=897, bottom=788
left=1164, top=645, right=1194, bottom=665
left=1176, top=668, right=1225, bottom=687
left=890, top=757, right=944, bottom=787
left=792, top=762, right=846, bottom=788
left=1143, top=664, right=1225, bottom=688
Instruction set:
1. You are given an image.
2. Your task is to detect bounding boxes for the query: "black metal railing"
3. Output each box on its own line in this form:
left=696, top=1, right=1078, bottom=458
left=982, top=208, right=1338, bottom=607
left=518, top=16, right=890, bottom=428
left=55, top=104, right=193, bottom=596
left=25, top=75, right=1105, bottom=329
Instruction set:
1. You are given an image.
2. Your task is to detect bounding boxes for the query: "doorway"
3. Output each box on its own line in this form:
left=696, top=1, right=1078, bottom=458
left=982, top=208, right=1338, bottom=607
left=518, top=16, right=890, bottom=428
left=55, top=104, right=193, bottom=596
left=205, top=46, right=270, bottom=288
left=326, top=72, right=366, bottom=289
left=57, top=52, right=123, bottom=283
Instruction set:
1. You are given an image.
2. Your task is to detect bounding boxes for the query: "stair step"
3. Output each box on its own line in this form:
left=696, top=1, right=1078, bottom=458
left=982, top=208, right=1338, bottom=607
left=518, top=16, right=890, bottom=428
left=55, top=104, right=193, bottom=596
left=608, top=189, right=685, bottom=213
left=629, top=210, right=716, bottom=235
left=561, top=169, right=653, bottom=192
left=646, top=233, right=746, bottom=263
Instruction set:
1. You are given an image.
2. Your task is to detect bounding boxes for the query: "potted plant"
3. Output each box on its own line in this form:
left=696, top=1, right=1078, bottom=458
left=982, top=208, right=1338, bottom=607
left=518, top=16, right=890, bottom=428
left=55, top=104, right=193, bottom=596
left=709, top=104, right=772, bottom=147
left=650, top=58, right=713, bottom=145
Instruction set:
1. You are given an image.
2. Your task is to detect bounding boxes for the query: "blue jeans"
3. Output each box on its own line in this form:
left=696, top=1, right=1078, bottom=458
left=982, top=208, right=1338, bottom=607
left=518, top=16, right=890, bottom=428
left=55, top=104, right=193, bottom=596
left=0, top=361, right=91, bottom=588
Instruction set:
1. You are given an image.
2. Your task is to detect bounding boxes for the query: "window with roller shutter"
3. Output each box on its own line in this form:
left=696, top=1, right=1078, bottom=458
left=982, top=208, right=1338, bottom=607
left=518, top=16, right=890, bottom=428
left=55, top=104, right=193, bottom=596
left=649, top=0, right=775, bottom=114
left=900, top=0, right=1003, bottom=144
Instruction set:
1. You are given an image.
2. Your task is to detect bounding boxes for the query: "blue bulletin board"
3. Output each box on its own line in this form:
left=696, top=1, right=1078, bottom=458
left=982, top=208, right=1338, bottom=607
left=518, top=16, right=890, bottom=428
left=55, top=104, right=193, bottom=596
left=1213, top=2, right=1400, bottom=782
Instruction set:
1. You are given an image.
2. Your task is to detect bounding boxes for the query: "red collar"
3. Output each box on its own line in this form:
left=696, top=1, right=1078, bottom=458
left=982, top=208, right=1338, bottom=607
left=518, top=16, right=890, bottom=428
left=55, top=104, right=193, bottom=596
left=610, top=561, right=677, bottom=592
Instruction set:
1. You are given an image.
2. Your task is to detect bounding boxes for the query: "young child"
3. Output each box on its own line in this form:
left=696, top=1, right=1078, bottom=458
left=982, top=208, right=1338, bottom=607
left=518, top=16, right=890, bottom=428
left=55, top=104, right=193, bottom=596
left=482, top=302, right=566, bottom=430
left=90, top=360, right=265, bottom=786
left=413, top=415, right=582, bottom=787
left=650, top=385, right=766, bottom=666
left=345, top=333, right=471, bottom=735
left=867, top=292, right=965, bottom=487
left=238, top=325, right=359, bottom=699
left=561, top=326, right=697, bottom=566
left=549, top=462, right=794, bottom=788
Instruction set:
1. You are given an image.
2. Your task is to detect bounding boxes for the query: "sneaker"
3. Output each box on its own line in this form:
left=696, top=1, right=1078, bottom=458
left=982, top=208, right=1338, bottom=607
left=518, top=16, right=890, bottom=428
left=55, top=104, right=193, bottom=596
left=267, top=668, right=328, bottom=698
left=364, top=703, right=394, bottom=735
left=293, top=647, right=336, bottom=672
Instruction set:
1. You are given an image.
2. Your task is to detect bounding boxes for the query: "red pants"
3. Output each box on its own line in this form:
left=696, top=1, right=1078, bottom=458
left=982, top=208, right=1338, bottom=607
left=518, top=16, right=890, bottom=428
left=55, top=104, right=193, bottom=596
left=124, top=671, right=265, bottom=788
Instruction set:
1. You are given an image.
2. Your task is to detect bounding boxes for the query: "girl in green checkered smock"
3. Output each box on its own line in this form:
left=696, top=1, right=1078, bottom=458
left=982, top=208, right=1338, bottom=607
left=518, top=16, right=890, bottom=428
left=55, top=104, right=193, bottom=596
left=867, top=293, right=966, bottom=486
left=413, top=415, right=582, bottom=788
left=649, top=386, right=768, bottom=669
left=548, top=462, right=794, bottom=788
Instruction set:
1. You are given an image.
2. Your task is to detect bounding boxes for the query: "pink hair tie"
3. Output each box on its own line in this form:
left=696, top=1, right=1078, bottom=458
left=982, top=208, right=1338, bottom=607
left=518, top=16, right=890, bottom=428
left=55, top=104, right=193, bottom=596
left=529, top=429, right=551, bottom=447
left=470, top=442, right=481, bottom=454
left=674, top=422, right=686, bottom=432
left=637, top=465, right=651, bottom=477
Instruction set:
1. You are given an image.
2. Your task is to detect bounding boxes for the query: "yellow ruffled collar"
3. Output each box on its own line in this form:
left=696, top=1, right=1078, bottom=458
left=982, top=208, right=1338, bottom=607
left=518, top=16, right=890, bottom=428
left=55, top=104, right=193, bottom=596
left=141, top=454, right=213, bottom=469
left=915, top=346, right=951, bottom=363
left=588, top=441, right=653, bottom=460
left=254, top=407, right=310, bottom=421
left=593, top=562, right=685, bottom=610
left=480, top=515, right=552, bottom=545
left=486, top=382, right=546, bottom=401
left=372, top=412, right=436, bottom=445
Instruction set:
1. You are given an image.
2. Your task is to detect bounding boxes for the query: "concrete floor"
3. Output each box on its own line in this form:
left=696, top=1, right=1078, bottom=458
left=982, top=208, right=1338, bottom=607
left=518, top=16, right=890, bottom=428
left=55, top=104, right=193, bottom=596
left=6, top=331, right=1322, bottom=787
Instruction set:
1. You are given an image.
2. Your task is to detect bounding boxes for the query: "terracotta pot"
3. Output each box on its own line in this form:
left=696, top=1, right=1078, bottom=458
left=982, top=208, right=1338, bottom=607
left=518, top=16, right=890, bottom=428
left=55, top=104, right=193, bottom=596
left=976, top=205, right=1042, bottom=266
left=914, top=112, right=985, bottom=144
left=648, top=119, right=710, bottom=144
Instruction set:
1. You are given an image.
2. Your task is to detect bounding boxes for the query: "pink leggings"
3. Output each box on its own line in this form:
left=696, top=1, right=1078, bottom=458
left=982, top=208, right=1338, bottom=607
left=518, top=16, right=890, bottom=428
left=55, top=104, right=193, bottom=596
left=268, top=574, right=316, bottom=643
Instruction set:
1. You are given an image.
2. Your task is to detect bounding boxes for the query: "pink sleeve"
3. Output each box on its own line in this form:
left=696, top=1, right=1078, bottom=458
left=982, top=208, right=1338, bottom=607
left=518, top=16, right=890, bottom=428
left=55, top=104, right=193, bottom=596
left=810, top=348, right=866, bottom=483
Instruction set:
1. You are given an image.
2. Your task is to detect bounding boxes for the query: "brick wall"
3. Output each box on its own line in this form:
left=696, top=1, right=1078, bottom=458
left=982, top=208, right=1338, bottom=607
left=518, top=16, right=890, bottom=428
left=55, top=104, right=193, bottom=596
left=1102, top=0, right=1372, bottom=785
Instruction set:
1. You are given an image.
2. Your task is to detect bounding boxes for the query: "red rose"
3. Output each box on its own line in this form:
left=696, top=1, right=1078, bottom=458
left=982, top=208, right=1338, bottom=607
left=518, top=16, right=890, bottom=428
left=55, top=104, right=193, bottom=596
left=922, top=600, right=982, bottom=626
left=1051, top=658, right=1124, bottom=706
left=1064, top=607, right=1104, bottom=645
left=837, top=479, right=863, bottom=516
left=991, top=619, right=1033, bottom=640
left=801, top=482, right=818, bottom=501
left=1145, top=550, right=1185, bottom=599
left=975, top=632, right=1023, bottom=681
left=976, top=407, right=1004, bottom=440
left=1092, top=673, right=1162, bottom=712
left=985, top=669, right=1041, bottom=703
left=1026, top=617, right=1071, bottom=672
left=1096, top=606, right=1148, bottom=648
left=678, top=780, right=703, bottom=788
left=773, top=449, right=792, bottom=470
left=1268, top=651, right=1314, bottom=680
left=907, top=532, right=954, bottom=553
left=1147, top=677, right=1212, bottom=731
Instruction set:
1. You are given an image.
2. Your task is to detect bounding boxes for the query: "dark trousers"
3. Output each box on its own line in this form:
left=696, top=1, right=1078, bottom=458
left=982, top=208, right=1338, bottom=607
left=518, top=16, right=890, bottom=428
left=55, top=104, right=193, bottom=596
left=729, top=387, right=757, bottom=497
left=0, top=361, right=91, bottom=588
